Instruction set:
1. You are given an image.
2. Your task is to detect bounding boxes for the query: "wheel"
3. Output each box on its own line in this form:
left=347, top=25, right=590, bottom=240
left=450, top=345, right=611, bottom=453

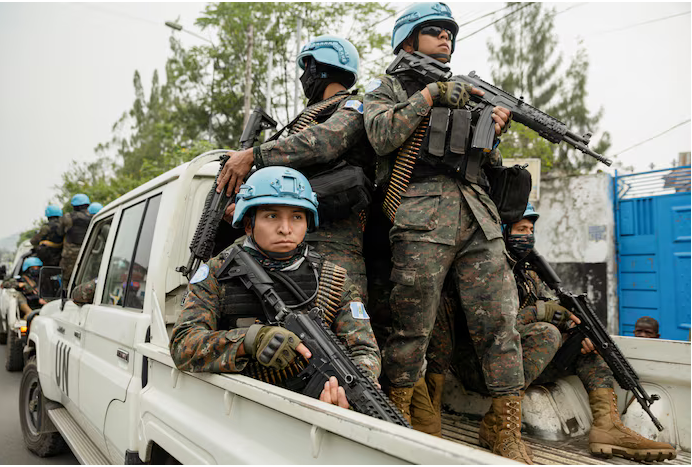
left=5, top=328, right=24, bottom=371
left=0, top=316, right=7, bottom=345
left=19, top=357, right=68, bottom=457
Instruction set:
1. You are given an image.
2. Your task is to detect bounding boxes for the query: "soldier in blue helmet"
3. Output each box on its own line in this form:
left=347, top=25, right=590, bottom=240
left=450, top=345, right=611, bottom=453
left=447, top=203, right=676, bottom=461
left=2, top=257, right=47, bottom=318
left=58, top=193, right=92, bottom=282
left=362, top=3, right=526, bottom=461
left=217, top=35, right=375, bottom=306
left=87, top=202, right=103, bottom=215
left=30, top=205, right=64, bottom=266
left=171, top=166, right=380, bottom=409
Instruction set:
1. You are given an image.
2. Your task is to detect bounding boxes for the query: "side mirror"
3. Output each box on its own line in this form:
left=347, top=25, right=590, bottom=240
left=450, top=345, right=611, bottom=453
left=38, top=266, right=63, bottom=300
left=71, top=278, right=97, bottom=306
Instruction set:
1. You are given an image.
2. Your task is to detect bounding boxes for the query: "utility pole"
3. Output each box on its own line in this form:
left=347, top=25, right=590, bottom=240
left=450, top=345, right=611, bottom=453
left=242, top=23, right=255, bottom=128
left=293, top=17, right=302, bottom=117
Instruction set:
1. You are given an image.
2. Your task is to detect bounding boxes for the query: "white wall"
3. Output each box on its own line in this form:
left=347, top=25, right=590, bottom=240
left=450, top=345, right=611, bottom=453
left=534, top=172, right=619, bottom=333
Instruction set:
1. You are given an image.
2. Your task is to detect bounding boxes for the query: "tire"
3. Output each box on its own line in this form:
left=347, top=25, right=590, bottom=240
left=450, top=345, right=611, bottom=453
left=0, top=317, right=7, bottom=345
left=19, top=357, right=68, bottom=457
left=5, top=329, right=24, bottom=371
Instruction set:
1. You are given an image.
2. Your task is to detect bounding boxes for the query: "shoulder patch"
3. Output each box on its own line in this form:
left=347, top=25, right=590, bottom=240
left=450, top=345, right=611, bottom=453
left=350, top=301, right=370, bottom=320
left=344, top=99, right=364, bottom=114
left=365, top=78, right=382, bottom=93
left=190, top=264, right=210, bottom=284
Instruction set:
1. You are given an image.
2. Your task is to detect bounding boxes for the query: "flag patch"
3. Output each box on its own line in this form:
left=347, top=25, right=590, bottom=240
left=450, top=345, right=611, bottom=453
left=190, top=264, right=209, bottom=284
left=344, top=99, right=364, bottom=114
left=350, top=301, right=370, bottom=319
left=365, top=78, right=382, bottom=93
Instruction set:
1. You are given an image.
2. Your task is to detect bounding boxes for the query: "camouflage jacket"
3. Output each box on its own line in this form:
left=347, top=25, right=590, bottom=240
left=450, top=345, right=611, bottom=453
left=30, top=217, right=63, bottom=247
left=170, top=247, right=381, bottom=382
left=58, top=210, right=91, bottom=246
left=363, top=74, right=504, bottom=242
left=253, top=91, right=374, bottom=248
left=513, top=264, right=560, bottom=327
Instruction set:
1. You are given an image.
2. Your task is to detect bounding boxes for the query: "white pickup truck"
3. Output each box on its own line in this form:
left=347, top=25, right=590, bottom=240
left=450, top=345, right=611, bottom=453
left=21, top=151, right=691, bottom=464
left=1, top=239, right=34, bottom=371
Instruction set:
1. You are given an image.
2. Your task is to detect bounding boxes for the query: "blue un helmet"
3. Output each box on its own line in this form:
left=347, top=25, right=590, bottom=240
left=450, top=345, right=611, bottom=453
left=502, top=202, right=540, bottom=233
left=232, top=166, right=319, bottom=230
left=71, top=193, right=90, bottom=207
left=297, top=35, right=359, bottom=89
left=45, top=205, right=63, bottom=218
left=392, top=2, right=458, bottom=54
left=22, top=257, right=43, bottom=272
left=88, top=202, right=103, bottom=215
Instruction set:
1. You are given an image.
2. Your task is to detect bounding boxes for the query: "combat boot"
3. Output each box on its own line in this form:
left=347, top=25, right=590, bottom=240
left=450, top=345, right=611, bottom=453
left=487, top=395, right=533, bottom=464
left=425, top=372, right=446, bottom=436
left=409, top=376, right=440, bottom=436
left=387, top=386, right=414, bottom=424
left=479, top=395, right=533, bottom=459
left=589, top=388, right=676, bottom=461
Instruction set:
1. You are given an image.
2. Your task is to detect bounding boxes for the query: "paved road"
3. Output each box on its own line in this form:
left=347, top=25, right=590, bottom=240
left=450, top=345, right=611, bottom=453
left=0, top=343, right=78, bottom=465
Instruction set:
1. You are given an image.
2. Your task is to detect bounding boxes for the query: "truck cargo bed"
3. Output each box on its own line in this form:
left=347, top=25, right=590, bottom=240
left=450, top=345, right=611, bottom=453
left=442, top=413, right=691, bottom=466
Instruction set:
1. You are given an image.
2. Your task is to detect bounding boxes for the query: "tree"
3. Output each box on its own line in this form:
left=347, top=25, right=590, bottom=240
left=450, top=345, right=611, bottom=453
left=487, top=3, right=611, bottom=174
left=42, top=3, right=394, bottom=239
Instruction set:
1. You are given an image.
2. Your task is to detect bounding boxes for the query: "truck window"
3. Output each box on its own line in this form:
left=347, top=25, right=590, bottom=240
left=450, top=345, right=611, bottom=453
left=71, top=218, right=113, bottom=294
left=101, top=195, right=161, bottom=310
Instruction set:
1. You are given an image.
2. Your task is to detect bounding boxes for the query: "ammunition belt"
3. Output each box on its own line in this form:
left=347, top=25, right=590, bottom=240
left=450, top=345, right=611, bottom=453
left=242, top=262, right=346, bottom=386
left=382, top=115, right=430, bottom=223
left=288, top=94, right=350, bottom=136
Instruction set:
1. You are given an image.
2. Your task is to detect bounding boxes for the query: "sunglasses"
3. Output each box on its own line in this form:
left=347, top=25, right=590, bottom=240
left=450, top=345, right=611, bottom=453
left=419, top=25, right=454, bottom=42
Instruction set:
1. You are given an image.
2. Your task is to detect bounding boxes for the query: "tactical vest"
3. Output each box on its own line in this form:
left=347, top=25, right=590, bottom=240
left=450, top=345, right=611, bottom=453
left=44, top=218, right=63, bottom=244
left=65, top=211, right=91, bottom=245
left=36, top=218, right=64, bottom=266
left=216, top=247, right=347, bottom=388
left=393, top=75, right=489, bottom=188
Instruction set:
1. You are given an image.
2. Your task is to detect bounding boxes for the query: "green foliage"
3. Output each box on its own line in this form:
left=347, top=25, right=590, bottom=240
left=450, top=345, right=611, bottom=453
left=42, top=2, right=393, bottom=236
left=487, top=3, right=611, bottom=175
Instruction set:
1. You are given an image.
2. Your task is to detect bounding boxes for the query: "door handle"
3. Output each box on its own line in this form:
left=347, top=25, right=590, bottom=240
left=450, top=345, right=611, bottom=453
left=74, top=331, right=81, bottom=339
left=57, top=326, right=65, bottom=334
left=117, top=349, right=129, bottom=362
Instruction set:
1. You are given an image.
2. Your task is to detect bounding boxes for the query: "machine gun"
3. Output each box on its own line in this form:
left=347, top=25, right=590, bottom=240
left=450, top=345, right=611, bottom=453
left=526, top=249, right=664, bottom=431
left=385, top=50, right=612, bottom=167
left=228, top=247, right=411, bottom=427
left=178, top=108, right=277, bottom=280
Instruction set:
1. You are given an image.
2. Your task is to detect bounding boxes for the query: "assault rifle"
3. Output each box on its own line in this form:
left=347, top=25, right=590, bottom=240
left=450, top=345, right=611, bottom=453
left=526, top=249, right=664, bottom=431
left=386, top=50, right=612, bottom=167
left=178, top=108, right=277, bottom=279
left=228, top=247, right=411, bottom=427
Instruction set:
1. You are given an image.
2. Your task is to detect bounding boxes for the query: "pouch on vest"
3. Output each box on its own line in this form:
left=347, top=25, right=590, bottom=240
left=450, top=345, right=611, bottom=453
left=308, top=161, right=373, bottom=224
left=483, top=164, right=532, bottom=225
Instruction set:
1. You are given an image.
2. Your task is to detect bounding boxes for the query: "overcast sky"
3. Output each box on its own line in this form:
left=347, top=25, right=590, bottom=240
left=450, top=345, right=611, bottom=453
left=0, top=2, right=689, bottom=241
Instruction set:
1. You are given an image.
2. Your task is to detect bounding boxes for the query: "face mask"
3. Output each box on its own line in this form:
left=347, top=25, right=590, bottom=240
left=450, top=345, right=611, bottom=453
left=299, top=58, right=330, bottom=106
left=507, top=234, right=535, bottom=258
left=28, top=268, right=40, bottom=279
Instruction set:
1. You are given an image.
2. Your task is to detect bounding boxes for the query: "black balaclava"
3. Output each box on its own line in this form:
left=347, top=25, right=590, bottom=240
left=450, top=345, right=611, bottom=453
left=300, top=56, right=353, bottom=107
left=507, top=233, right=535, bottom=260
left=27, top=267, right=40, bottom=280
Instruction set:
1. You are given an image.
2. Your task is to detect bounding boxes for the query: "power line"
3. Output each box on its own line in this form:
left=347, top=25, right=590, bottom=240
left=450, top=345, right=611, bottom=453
left=456, top=4, right=514, bottom=31
left=456, top=3, right=533, bottom=43
left=591, top=10, right=690, bottom=36
left=68, top=3, right=160, bottom=27
left=610, top=119, right=691, bottom=158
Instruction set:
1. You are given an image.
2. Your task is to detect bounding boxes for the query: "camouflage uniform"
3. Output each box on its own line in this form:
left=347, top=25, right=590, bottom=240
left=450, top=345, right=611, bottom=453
left=363, top=74, right=523, bottom=395
left=450, top=266, right=613, bottom=394
left=253, top=91, right=375, bottom=302
left=13, top=274, right=41, bottom=312
left=58, top=209, right=91, bottom=282
left=30, top=217, right=63, bottom=266
left=170, top=246, right=381, bottom=383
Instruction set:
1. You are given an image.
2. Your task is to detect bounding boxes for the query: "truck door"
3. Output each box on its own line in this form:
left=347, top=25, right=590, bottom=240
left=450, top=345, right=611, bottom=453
left=51, top=217, right=113, bottom=409
left=78, top=194, right=161, bottom=461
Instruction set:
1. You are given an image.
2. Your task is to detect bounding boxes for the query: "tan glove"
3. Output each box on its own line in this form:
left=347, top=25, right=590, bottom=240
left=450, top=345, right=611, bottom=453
left=427, top=81, right=472, bottom=109
left=243, top=325, right=302, bottom=371
left=536, top=300, right=572, bottom=329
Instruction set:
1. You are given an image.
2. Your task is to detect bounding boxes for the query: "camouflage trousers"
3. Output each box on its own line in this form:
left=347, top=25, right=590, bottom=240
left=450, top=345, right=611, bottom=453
left=383, top=221, right=523, bottom=395
left=450, top=312, right=613, bottom=394
left=60, top=242, right=81, bottom=283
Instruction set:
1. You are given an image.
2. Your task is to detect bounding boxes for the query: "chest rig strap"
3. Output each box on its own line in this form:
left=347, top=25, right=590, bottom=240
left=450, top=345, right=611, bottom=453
left=382, top=115, right=430, bottom=223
